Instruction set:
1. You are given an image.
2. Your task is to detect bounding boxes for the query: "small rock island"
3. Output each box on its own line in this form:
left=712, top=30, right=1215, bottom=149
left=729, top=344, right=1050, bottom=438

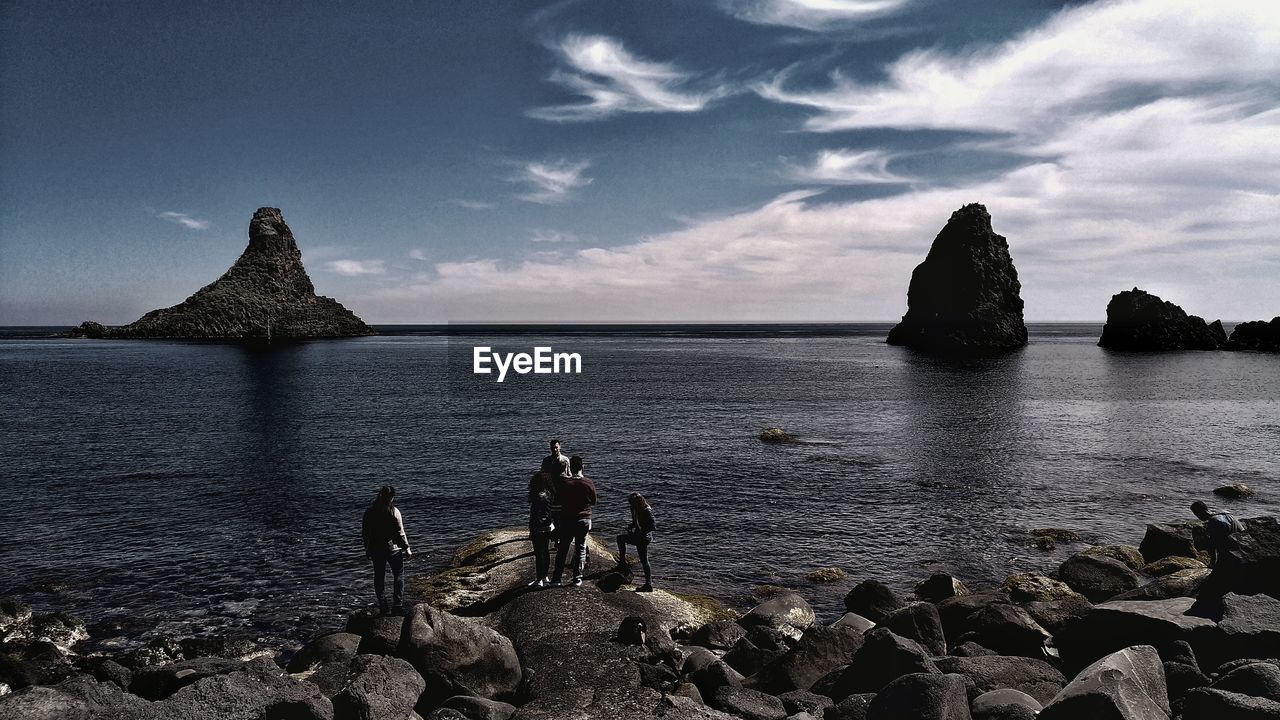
left=71, top=208, right=373, bottom=340
left=886, top=204, right=1028, bottom=355
left=1098, top=288, right=1225, bottom=351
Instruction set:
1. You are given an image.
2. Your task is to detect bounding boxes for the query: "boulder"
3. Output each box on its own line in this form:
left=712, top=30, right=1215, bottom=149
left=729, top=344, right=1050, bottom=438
left=351, top=612, right=407, bottom=657
left=825, top=693, right=875, bottom=720
left=1211, top=593, right=1280, bottom=668
left=1021, top=597, right=1093, bottom=635
left=329, top=655, right=425, bottom=720
left=130, top=656, right=244, bottom=700
left=1057, top=553, right=1142, bottom=602
left=752, top=624, right=867, bottom=694
left=1141, top=557, right=1207, bottom=577
left=740, top=592, right=816, bottom=641
left=1226, top=317, right=1280, bottom=352
left=883, top=603, right=946, bottom=657
left=723, top=638, right=784, bottom=677
left=71, top=207, right=374, bottom=339
left=288, top=633, right=362, bottom=673
left=951, top=642, right=997, bottom=657
left=1212, top=662, right=1280, bottom=702
left=1055, top=598, right=1215, bottom=673
left=1181, top=687, right=1280, bottom=719
left=712, top=686, right=787, bottom=720
left=1210, top=516, right=1280, bottom=599
left=915, top=575, right=969, bottom=603
left=690, top=621, right=748, bottom=651
left=690, top=660, right=745, bottom=701
left=832, top=613, right=876, bottom=634
left=596, top=572, right=627, bottom=593
left=1082, top=545, right=1146, bottom=572
left=80, top=657, right=131, bottom=690
left=1098, top=288, right=1224, bottom=350
left=144, top=657, right=334, bottom=720
left=866, top=672, right=973, bottom=720
left=828, top=628, right=938, bottom=698
left=844, top=581, right=906, bottom=624
left=0, top=673, right=149, bottom=720
left=1111, top=569, right=1210, bottom=601
left=1162, top=660, right=1208, bottom=701
left=748, top=626, right=795, bottom=653
left=936, top=593, right=1011, bottom=643
left=961, top=603, right=1050, bottom=658
left=970, top=688, right=1041, bottom=720
left=683, top=646, right=720, bottom=675
left=778, top=689, right=834, bottom=716
left=1139, top=523, right=1203, bottom=564
left=1038, top=645, right=1170, bottom=720
left=1, top=613, right=87, bottom=652
left=886, top=203, right=1027, bottom=355
left=396, top=603, right=522, bottom=706
left=1214, top=484, right=1256, bottom=499
left=0, top=640, right=76, bottom=690
left=1001, top=574, right=1086, bottom=604
left=0, top=600, right=32, bottom=636
left=934, top=655, right=1066, bottom=705
left=434, top=695, right=516, bottom=720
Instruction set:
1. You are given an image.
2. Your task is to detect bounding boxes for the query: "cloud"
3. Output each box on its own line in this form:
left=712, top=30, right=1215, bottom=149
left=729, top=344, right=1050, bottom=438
left=352, top=0, right=1280, bottom=322
left=786, top=148, right=909, bottom=184
left=408, top=249, right=429, bottom=261
left=155, top=211, right=210, bottom=230
left=514, top=159, right=593, bottom=204
left=528, top=34, right=730, bottom=121
left=452, top=199, right=495, bottom=210
left=324, top=259, right=387, bottom=276
left=720, top=0, right=911, bottom=30
left=531, top=229, right=581, bottom=244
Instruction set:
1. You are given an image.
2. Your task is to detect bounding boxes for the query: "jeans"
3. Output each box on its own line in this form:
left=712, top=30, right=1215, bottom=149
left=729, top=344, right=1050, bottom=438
left=617, top=531, right=653, bottom=584
left=530, top=529, right=553, bottom=580
left=553, top=519, right=591, bottom=581
left=371, top=548, right=404, bottom=610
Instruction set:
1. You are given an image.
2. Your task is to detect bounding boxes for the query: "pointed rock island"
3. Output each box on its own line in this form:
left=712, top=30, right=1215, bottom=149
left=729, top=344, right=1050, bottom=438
left=72, top=208, right=373, bottom=340
left=887, top=203, right=1028, bottom=354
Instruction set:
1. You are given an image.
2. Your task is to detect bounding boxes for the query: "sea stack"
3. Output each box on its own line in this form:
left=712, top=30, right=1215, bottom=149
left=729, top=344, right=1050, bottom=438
left=1097, top=288, right=1223, bottom=351
left=1226, top=317, right=1280, bottom=352
left=72, top=208, right=373, bottom=340
left=886, top=203, right=1027, bottom=354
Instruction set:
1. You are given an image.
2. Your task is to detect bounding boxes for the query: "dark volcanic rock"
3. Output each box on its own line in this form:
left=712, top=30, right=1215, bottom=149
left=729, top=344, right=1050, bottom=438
left=1038, top=645, right=1169, bottom=720
left=1227, top=317, right=1280, bottom=352
left=396, top=603, right=522, bottom=706
left=331, top=654, right=425, bottom=720
left=739, top=592, right=816, bottom=640
left=1098, top=287, right=1224, bottom=350
left=886, top=203, right=1027, bottom=355
left=72, top=207, right=373, bottom=340
left=712, top=686, right=787, bottom=720
left=723, top=637, right=784, bottom=676
left=844, top=581, right=906, bottom=624
left=970, top=688, right=1041, bottom=720
left=690, top=620, right=748, bottom=651
left=751, top=624, right=867, bottom=694
left=287, top=632, right=362, bottom=673
left=915, top=574, right=970, bottom=603
left=0, top=673, right=150, bottom=720
left=1206, top=516, right=1280, bottom=599
left=829, top=627, right=938, bottom=699
left=933, top=655, right=1066, bottom=706
left=866, top=672, right=972, bottom=720
left=1139, top=522, right=1205, bottom=564
left=883, top=603, right=947, bottom=657
left=1181, top=687, right=1280, bottom=719
left=961, top=603, right=1049, bottom=657
left=1056, top=552, right=1141, bottom=602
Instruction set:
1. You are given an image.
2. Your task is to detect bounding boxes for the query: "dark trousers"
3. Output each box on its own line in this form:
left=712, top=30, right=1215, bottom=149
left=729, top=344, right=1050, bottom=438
left=553, top=519, right=591, bottom=581
left=371, top=549, right=404, bottom=610
left=617, top=531, right=652, bottom=583
left=530, top=529, right=553, bottom=580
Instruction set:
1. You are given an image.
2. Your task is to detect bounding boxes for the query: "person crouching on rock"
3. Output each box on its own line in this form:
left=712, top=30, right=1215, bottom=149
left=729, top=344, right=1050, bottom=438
left=527, top=472, right=556, bottom=587
left=362, top=485, right=412, bottom=614
left=615, top=493, right=656, bottom=592
left=551, top=455, right=597, bottom=587
left=1191, top=500, right=1245, bottom=567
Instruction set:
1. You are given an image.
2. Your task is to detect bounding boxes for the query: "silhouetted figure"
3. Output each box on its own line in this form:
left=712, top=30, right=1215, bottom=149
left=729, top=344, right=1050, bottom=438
left=1191, top=500, right=1245, bottom=567
left=540, top=438, right=571, bottom=479
left=363, top=485, right=412, bottom=613
left=527, top=472, right=556, bottom=587
left=616, top=493, right=657, bottom=592
left=551, top=455, right=596, bottom=587
left=1190, top=500, right=1246, bottom=619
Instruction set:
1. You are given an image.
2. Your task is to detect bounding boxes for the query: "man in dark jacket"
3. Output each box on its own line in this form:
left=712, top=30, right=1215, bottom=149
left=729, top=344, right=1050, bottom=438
left=540, top=439, right=571, bottom=479
left=550, top=455, right=597, bottom=586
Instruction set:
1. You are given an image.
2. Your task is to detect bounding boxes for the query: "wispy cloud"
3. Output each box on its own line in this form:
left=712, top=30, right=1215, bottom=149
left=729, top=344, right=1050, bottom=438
left=324, top=259, right=387, bottom=276
left=786, top=149, right=909, bottom=184
left=720, top=0, right=911, bottom=30
left=528, top=34, right=731, bottom=122
left=408, top=249, right=429, bottom=261
left=452, top=199, right=495, bottom=210
left=155, top=210, right=210, bottom=230
left=514, top=159, right=593, bottom=204
left=531, top=229, right=581, bottom=244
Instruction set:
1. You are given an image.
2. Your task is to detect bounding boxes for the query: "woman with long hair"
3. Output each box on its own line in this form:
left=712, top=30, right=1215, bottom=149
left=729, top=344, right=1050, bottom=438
left=616, top=492, right=656, bottom=592
left=362, top=485, right=412, bottom=613
left=527, top=471, right=556, bottom=587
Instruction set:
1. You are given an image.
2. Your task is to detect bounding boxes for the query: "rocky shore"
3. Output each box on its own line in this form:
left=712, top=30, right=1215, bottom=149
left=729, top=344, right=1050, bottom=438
left=3, top=517, right=1278, bottom=720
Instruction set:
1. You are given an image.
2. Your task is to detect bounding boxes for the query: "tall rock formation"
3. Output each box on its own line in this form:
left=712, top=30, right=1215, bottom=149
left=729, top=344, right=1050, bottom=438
left=72, top=208, right=373, bottom=340
left=886, top=203, right=1027, bottom=354
left=1226, top=317, right=1280, bottom=352
left=1097, top=288, right=1223, bottom=351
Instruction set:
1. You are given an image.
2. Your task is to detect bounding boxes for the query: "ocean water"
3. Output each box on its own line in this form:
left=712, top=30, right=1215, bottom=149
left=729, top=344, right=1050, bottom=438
left=0, top=324, right=1276, bottom=652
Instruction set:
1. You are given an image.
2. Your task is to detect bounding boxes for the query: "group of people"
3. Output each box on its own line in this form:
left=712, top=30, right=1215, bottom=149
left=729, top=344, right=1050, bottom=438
left=528, top=439, right=656, bottom=591
left=357, top=439, right=657, bottom=613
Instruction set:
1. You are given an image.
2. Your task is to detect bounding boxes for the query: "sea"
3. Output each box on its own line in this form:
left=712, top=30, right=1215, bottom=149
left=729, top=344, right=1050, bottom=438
left=0, top=323, right=1276, bottom=653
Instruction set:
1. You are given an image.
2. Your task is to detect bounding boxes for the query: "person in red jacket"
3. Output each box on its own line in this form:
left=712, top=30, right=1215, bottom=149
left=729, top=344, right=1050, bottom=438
left=550, top=455, right=597, bottom=587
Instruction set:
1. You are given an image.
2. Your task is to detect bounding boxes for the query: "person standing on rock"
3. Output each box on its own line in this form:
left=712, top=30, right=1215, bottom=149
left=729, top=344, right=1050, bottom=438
left=540, top=439, right=571, bottom=479
left=362, top=485, right=412, bottom=614
left=527, top=472, right=556, bottom=587
left=615, top=493, right=656, bottom=592
left=551, top=455, right=596, bottom=587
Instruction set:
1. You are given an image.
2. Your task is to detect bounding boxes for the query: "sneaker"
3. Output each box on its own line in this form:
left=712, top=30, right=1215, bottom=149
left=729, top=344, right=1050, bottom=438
left=549, top=578, right=562, bottom=587
left=527, top=578, right=545, bottom=587
left=570, top=577, right=583, bottom=587
left=637, top=584, right=653, bottom=593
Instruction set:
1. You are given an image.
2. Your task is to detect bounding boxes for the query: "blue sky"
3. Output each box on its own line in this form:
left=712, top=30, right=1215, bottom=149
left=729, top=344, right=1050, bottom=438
left=2, top=0, right=1277, bottom=324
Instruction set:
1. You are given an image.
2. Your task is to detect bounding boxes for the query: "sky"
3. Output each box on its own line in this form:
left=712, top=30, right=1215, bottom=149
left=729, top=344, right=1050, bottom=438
left=1, top=0, right=1277, bottom=324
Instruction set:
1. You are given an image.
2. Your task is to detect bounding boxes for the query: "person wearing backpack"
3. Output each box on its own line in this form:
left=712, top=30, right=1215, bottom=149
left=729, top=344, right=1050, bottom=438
left=615, top=492, right=656, bottom=592
left=527, top=472, right=556, bottom=587
left=1191, top=500, right=1245, bottom=567
left=362, top=485, right=413, bottom=614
